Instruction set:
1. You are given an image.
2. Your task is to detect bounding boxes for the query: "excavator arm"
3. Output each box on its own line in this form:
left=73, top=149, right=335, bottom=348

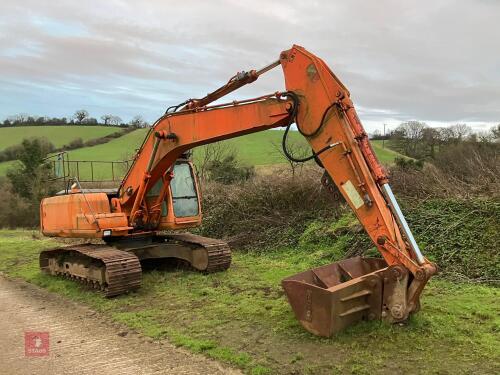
left=118, top=45, right=433, bottom=273
left=112, top=45, right=436, bottom=335
left=41, top=45, right=436, bottom=336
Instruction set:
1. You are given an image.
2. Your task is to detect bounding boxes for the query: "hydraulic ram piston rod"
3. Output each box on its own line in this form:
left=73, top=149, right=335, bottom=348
left=381, top=183, right=425, bottom=265
left=255, top=60, right=280, bottom=76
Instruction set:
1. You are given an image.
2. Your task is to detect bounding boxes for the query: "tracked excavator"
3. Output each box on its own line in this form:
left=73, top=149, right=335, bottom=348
left=39, top=45, right=437, bottom=336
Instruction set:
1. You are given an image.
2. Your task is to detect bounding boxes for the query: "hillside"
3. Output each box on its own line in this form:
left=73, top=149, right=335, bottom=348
left=0, top=126, right=121, bottom=150
left=48, top=128, right=306, bottom=165
left=60, top=131, right=406, bottom=166
left=0, top=127, right=408, bottom=178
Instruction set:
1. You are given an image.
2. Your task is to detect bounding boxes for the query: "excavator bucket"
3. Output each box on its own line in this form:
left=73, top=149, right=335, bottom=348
left=282, top=257, right=390, bottom=337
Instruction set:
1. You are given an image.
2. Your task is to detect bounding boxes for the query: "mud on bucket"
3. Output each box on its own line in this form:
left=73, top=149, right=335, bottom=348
left=281, top=256, right=388, bottom=337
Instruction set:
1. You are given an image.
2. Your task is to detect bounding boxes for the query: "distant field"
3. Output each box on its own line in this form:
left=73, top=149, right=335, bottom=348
left=194, top=130, right=305, bottom=166
left=64, top=130, right=404, bottom=166
left=0, top=127, right=407, bottom=178
left=0, top=126, right=120, bottom=151
left=64, top=128, right=149, bottom=161
left=64, top=128, right=305, bottom=165
left=371, top=140, right=409, bottom=164
left=54, top=129, right=150, bottom=181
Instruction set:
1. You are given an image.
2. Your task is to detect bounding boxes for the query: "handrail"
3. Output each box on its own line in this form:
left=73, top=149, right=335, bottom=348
left=43, top=151, right=132, bottom=183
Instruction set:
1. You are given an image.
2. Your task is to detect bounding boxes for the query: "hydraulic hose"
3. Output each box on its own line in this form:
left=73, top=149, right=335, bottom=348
left=281, top=91, right=339, bottom=163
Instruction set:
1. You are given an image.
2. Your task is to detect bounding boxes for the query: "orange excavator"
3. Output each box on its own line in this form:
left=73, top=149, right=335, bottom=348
left=39, top=45, right=437, bottom=337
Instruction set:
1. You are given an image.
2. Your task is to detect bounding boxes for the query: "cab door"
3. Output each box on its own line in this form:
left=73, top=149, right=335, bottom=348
left=154, top=160, right=202, bottom=230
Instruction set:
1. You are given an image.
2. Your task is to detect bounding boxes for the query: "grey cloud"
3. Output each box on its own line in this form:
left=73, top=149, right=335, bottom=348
left=0, top=0, right=498, bottom=128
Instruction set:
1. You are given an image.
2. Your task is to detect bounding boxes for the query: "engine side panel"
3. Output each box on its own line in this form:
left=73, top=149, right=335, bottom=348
left=41, top=192, right=130, bottom=238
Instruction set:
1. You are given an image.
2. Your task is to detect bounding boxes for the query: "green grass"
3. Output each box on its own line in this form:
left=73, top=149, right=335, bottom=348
left=63, top=131, right=407, bottom=167
left=371, top=140, right=411, bottom=164
left=0, top=129, right=148, bottom=179
left=0, top=126, right=120, bottom=150
left=0, top=128, right=407, bottom=179
left=63, top=129, right=306, bottom=166
left=0, top=230, right=498, bottom=374
left=64, top=128, right=149, bottom=161
left=200, top=130, right=305, bottom=166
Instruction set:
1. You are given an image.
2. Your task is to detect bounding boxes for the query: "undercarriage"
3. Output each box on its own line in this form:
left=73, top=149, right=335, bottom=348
left=39, top=233, right=231, bottom=297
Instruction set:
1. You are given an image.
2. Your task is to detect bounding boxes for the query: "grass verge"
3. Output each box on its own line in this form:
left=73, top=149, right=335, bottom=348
left=0, top=230, right=498, bottom=374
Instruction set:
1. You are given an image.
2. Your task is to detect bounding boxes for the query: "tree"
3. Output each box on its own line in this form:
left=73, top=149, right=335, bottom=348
left=393, top=121, right=428, bottom=158
left=449, top=124, right=471, bottom=143
left=73, top=109, right=89, bottom=124
left=421, top=127, right=440, bottom=158
left=9, top=113, right=29, bottom=125
left=84, top=117, right=98, bottom=124
left=110, top=115, right=122, bottom=126
left=371, top=129, right=382, bottom=140
left=35, top=116, right=46, bottom=125
left=6, top=138, right=55, bottom=201
left=101, top=114, right=113, bottom=125
left=438, top=126, right=454, bottom=145
left=129, top=115, right=146, bottom=128
left=196, top=142, right=235, bottom=182
left=492, top=124, right=500, bottom=141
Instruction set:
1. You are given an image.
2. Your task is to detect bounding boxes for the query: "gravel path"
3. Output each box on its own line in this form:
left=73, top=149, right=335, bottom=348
left=0, top=275, right=241, bottom=375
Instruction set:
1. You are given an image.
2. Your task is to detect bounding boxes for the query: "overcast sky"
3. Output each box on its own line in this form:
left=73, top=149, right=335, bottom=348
left=0, top=0, right=498, bottom=133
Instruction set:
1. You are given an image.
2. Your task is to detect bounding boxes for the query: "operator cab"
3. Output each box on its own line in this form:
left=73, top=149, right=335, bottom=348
left=146, top=158, right=202, bottom=230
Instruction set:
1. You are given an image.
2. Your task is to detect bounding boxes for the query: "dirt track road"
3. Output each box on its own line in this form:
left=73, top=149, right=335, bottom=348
left=0, top=275, right=240, bottom=375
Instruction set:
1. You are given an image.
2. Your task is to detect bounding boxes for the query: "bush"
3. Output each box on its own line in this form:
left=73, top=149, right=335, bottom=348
left=198, top=167, right=344, bottom=249
left=63, top=137, right=84, bottom=150
left=0, top=179, right=39, bottom=228
left=77, top=128, right=134, bottom=148
left=205, top=155, right=255, bottom=184
left=197, top=165, right=499, bottom=283
left=390, top=142, right=499, bottom=199
left=432, top=142, right=499, bottom=186
left=403, top=199, right=499, bottom=283
left=6, top=138, right=55, bottom=201
left=394, top=157, right=424, bottom=170
left=0, top=139, right=57, bottom=228
left=0, top=127, right=135, bottom=162
left=0, top=144, right=23, bottom=162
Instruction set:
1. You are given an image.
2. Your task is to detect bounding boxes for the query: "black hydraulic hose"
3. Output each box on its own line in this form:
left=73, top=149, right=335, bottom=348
left=281, top=91, right=339, bottom=163
left=165, top=100, right=190, bottom=115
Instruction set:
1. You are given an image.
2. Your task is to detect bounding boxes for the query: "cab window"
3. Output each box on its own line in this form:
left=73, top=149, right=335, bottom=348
left=146, top=179, right=168, bottom=216
left=171, top=163, right=199, bottom=217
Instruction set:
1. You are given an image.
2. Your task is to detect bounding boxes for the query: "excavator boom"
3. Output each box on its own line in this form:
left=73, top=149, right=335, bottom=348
left=40, top=45, right=436, bottom=336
